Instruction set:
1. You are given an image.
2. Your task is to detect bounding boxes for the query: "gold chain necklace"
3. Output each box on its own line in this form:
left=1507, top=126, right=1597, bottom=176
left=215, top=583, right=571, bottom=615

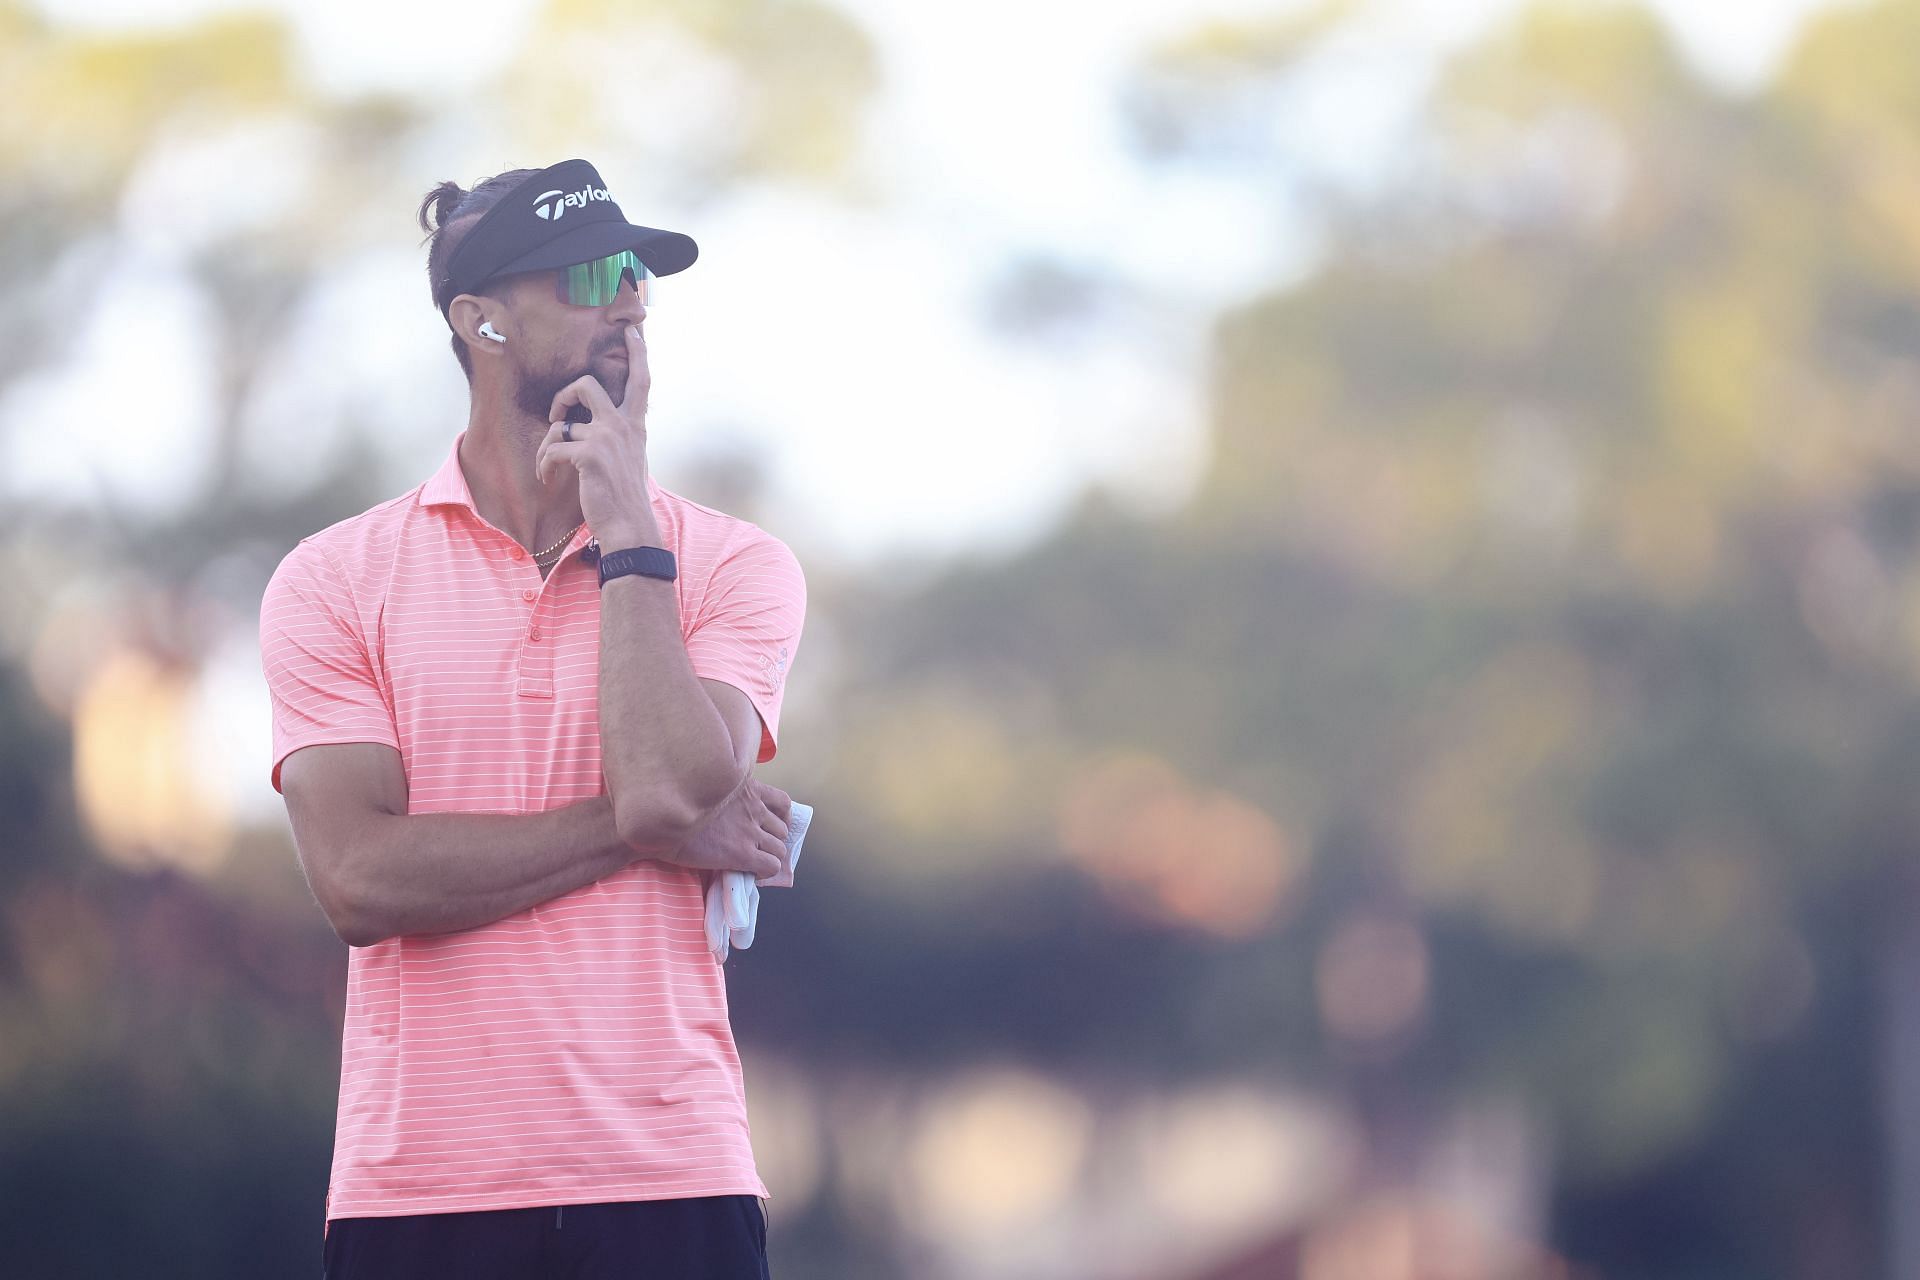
left=530, top=521, right=583, bottom=564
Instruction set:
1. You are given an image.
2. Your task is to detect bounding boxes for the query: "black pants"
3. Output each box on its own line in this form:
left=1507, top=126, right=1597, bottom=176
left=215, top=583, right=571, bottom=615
left=322, top=1195, right=770, bottom=1279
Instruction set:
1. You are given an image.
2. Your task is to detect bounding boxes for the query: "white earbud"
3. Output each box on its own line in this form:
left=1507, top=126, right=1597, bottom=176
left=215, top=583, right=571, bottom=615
left=478, top=321, right=506, bottom=344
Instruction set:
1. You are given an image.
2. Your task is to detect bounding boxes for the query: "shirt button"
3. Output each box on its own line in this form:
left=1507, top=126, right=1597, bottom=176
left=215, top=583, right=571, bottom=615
left=522, top=588, right=535, bottom=602
left=529, top=627, right=542, bottom=641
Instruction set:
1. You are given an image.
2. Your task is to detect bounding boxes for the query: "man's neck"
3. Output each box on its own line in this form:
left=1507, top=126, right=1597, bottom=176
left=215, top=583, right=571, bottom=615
left=459, top=408, right=584, bottom=555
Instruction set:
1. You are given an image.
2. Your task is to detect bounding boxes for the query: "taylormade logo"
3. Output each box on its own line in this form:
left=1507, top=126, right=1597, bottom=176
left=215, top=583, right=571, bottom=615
left=532, top=185, right=611, bottom=220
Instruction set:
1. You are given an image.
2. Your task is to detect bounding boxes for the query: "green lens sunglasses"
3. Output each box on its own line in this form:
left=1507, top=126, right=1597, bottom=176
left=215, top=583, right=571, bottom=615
left=557, top=249, right=653, bottom=307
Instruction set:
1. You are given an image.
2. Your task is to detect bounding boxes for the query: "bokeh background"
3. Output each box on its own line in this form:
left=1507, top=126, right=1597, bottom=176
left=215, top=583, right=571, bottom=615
left=0, top=0, right=1911, bottom=1275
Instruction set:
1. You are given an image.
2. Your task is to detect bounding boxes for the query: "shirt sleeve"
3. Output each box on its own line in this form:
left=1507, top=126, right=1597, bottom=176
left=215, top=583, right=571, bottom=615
left=260, top=538, right=400, bottom=794
left=683, top=529, right=807, bottom=764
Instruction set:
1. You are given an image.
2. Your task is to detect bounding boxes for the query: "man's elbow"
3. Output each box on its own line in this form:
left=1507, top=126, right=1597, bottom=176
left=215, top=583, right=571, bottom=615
left=312, top=870, right=383, bottom=948
left=615, top=798, right=707, bottom=855
left=313, top=836, right=408, bottom=949
left=335, top=915, right=384, bottom=950
left=614, top=764, right=739, bottom=855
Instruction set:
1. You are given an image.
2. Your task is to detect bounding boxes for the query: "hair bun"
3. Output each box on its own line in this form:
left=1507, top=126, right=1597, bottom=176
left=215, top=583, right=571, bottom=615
left=417, top=180, right=470, bottom=238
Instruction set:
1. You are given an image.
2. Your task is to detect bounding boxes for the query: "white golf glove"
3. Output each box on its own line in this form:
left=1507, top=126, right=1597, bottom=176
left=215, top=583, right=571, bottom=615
left=706, top=801, right=812, bottom=962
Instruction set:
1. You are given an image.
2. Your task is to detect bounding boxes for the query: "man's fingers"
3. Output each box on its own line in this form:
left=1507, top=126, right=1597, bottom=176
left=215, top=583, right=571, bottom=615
left=535, top=439, right=582, bottom=486
left=547, top=373, right=611, bottom=424
left=623, top=323, right=650, bottom=409
left=745, top=782, right=792, bottom=849
left=547, top=380, right=582, bottom=424
left=754, top=782, right=792, bottom=823
left=548, top=374, right=617, bottom=426
left=534, top=421, right=559, bottom=482
left=741, top=831, right=781, bottom=879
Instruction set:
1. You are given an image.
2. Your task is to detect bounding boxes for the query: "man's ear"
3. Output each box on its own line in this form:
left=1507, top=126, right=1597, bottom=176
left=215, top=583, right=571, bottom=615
left=447, top=294, right=503, bottom=353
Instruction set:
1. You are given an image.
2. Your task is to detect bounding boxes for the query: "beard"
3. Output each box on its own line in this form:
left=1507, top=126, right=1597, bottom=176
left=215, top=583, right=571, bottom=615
left=511, top=352, right=626, bottom=427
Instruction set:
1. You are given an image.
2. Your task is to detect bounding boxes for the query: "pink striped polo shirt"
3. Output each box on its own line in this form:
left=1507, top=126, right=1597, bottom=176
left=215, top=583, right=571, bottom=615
left=258, top=428, right=805, bottom=1221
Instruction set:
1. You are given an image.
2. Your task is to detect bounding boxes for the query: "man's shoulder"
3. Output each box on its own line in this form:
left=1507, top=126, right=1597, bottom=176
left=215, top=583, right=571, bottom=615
left=278, top=487, right=426, bottom=571
left=654, top=484, right=795, bottom=561
left=266, top=486, right=427, bottom=602
left=654, top=481, right=751, bottom=530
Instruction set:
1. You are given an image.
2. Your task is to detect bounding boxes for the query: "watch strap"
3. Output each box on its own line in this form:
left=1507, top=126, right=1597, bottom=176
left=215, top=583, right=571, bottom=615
left=597, top=545, right=677, bottom=587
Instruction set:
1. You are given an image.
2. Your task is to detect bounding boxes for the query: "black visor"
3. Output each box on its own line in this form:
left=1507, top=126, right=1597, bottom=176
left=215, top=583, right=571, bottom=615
left=438, top=158, right=697, bottom=318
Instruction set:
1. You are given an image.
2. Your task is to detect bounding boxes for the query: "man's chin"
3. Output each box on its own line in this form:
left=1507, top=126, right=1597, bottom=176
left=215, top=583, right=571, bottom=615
left=597, top=370, right=633, bottom=408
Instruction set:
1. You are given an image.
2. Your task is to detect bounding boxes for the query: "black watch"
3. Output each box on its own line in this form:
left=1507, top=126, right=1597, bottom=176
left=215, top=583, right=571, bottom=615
left=597, top=545, right=677, bottom=587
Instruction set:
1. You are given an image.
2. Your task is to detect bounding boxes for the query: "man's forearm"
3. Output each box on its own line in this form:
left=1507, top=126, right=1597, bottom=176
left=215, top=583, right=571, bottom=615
left=342, top=795, right=635, bottom=946
left=597, top=512, right=737, bottom=847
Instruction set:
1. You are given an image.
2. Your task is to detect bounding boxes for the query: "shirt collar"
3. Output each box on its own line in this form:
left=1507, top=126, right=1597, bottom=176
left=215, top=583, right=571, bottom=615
left=420, top=428, right=664, bottom=517
left=420, top=430, right=475, bottom=510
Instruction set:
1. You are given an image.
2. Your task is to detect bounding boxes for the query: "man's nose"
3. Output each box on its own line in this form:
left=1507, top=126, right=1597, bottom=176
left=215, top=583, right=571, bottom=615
left=609, top=275, right=647, bottom=324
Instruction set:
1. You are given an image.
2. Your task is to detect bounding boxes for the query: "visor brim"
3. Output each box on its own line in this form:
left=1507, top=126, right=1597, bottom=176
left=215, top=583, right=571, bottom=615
left=486, top=221, right=697, bottom=282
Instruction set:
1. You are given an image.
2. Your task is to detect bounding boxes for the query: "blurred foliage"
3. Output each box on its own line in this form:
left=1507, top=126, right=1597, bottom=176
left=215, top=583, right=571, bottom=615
left=519, top=0, right=875, bottom=189
left=809, top=1, right=1918, bottom=1273
left=0, top=6, right=300, bottom=191
left=4, top=0, right=1920, bottom=1277
left=1123, top=0, right=1361, bottom=164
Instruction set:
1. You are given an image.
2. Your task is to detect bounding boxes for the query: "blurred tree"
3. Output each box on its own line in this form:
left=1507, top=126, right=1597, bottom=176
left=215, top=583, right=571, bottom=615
left=777, top=2, right=1919, bottom=1276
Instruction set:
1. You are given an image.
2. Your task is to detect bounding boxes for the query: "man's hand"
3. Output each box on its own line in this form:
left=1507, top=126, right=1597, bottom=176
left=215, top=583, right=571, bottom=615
left=652, top=776, right=792, bottom=881
left=534, top=323, right=657, bottom=549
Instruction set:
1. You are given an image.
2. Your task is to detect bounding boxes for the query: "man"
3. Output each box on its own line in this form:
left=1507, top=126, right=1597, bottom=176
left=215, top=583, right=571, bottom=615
left=259, top=158, right=804, bottom=1279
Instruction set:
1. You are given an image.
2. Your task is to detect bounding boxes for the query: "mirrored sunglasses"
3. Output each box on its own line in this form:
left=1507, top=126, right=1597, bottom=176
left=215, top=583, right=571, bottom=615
left=558, top=249, right=654, bottom=307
